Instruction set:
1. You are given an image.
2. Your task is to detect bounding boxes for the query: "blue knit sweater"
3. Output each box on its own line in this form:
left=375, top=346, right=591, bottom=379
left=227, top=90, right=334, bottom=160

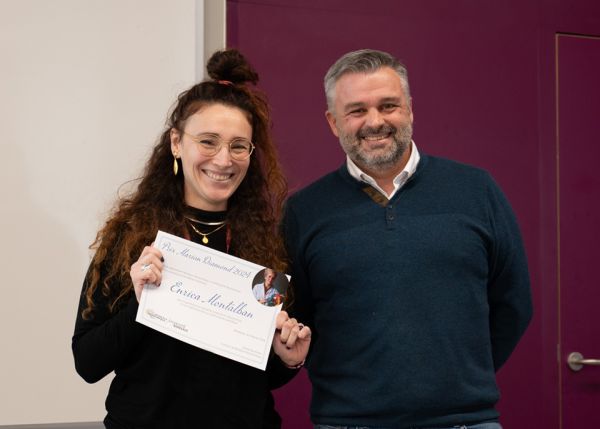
left=283, top=154, right=532, bottom=428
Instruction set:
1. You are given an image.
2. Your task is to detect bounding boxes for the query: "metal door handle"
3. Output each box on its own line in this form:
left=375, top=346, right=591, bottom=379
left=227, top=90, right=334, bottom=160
left=567, top=352, right=600, bottom=371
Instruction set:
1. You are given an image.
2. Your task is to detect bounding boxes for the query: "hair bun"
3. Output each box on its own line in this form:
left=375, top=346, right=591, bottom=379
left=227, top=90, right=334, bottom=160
left=206, top=49, right=259, bottom=85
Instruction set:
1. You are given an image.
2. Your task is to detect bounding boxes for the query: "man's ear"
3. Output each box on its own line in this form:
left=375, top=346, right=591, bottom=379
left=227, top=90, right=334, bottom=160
left=325, top=111, right=340, bottom=138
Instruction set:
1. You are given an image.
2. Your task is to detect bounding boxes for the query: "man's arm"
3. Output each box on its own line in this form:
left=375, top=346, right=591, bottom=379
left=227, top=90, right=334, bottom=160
left=486, top=175, right=533, bottom=371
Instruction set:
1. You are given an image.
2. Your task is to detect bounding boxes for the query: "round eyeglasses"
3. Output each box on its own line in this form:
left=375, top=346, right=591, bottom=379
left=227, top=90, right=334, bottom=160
left=182, top=131, right=255, bottom=161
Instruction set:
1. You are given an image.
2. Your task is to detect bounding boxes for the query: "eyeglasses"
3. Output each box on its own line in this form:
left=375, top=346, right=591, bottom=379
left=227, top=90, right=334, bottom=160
left=182, top=131, right=255, bottom=161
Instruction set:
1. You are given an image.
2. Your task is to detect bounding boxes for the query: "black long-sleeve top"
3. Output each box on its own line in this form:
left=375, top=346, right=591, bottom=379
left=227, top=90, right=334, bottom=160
left=72, top=209, right=295, bottom=429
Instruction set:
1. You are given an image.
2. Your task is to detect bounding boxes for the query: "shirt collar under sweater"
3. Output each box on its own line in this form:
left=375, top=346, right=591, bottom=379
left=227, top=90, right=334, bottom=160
left=345, top=140, right=420, bottom=199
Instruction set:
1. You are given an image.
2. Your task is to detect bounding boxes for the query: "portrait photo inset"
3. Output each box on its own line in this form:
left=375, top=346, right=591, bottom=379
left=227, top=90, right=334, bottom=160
left=251, top=268, right=288, bottom=306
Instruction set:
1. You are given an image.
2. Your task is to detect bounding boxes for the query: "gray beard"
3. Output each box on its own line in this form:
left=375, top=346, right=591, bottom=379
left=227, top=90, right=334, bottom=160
left=339, top=123, right=413, bottom=171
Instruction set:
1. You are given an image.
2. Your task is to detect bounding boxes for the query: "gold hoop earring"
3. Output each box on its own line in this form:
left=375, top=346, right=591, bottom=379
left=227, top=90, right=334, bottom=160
left=173, top=155, right=179, bottom=176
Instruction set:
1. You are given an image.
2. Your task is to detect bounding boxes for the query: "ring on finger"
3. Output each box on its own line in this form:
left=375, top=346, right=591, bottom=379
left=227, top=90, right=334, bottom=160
left=141, top=263, right=151, bottom=272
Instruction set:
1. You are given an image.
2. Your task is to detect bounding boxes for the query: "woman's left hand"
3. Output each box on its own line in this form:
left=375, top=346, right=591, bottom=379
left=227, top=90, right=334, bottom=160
left=272, top=311, right=311, bottom=368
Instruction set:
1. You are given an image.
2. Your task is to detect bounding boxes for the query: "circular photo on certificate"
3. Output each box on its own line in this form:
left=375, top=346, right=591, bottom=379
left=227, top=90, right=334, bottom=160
left=251, top=268, right=288, bottom=306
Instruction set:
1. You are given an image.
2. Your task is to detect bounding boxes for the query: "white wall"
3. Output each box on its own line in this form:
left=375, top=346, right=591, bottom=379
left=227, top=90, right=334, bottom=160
left=0, top=0, right=223, bottom=424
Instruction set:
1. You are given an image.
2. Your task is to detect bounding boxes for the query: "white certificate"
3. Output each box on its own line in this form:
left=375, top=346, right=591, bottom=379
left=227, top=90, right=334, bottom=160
left=136, top=230, right=289, bottom=370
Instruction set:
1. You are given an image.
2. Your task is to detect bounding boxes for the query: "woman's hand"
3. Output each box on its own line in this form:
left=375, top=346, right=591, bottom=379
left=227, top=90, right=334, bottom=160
left=129, top=245, right=164, bottom=303
left=272, top=311, right=312, bottom=368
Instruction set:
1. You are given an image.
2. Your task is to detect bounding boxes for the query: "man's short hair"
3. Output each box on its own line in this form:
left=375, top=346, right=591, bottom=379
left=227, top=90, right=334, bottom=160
left=324, top=49, right=411, bottom=111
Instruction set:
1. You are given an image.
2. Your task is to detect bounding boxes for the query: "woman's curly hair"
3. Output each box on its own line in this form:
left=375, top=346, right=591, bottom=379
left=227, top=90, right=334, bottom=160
left=82, top=49, right=288, bottom=319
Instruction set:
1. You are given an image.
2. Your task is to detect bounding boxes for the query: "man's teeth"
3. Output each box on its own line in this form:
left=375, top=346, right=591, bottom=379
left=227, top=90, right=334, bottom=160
left=363, top=135, right=389, bottom=141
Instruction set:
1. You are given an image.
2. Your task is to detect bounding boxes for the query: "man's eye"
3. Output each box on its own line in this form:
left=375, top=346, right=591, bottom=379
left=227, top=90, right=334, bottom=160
left=381, top=104, right=397, bottom=112
left=348, top=109, right=366, bottom=116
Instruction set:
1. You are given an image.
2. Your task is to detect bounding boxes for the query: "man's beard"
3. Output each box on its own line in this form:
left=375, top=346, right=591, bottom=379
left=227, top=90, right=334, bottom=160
left=339, top=122, right=413, bottom=171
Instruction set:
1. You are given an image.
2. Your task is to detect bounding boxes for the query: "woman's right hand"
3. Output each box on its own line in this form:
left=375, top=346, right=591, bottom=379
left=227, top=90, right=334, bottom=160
left=129, top=245, right=164, bottom=303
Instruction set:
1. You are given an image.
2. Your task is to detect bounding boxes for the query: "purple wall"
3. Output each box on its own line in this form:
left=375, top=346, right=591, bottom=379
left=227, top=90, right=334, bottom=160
left=227, top=1, right=600, bottom=428
left=557, top=34, right=600, bottom=427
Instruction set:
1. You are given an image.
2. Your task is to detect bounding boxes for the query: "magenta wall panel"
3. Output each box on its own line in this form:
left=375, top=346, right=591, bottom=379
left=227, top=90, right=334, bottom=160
left=227, top=1, right=600, bottom=427
left=557, top=33, right=600, bottom=427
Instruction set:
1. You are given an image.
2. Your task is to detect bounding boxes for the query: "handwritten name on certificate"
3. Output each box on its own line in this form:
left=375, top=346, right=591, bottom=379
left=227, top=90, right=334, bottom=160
left=136, top=231, right=289, bottom=370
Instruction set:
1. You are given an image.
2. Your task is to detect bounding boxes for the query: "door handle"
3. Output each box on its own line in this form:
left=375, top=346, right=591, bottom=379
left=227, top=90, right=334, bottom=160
left=567, top=352, right=600, bottom=371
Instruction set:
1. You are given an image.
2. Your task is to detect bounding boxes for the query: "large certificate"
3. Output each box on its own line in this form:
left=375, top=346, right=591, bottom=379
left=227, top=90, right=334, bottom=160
left=136, top=230, right=289, bottom=370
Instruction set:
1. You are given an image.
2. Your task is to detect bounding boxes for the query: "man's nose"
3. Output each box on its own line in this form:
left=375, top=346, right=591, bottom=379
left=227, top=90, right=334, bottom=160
left=365, top=108, right=385, bottom=127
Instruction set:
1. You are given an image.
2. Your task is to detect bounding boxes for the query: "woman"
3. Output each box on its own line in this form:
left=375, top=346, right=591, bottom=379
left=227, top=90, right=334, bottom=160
left=72, top=49, right=310, bottom=429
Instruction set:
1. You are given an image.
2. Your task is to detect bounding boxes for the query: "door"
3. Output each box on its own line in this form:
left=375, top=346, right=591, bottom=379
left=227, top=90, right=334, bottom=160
left=557, top=33, right=600, bottom=427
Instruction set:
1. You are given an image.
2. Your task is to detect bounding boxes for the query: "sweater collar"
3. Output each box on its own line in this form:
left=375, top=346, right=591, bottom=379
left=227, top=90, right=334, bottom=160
left=344, top=140, right=421, bottom=198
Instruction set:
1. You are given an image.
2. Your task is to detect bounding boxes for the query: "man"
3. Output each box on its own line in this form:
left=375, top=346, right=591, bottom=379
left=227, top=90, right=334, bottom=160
left=283, top=49, right=532, bottom=429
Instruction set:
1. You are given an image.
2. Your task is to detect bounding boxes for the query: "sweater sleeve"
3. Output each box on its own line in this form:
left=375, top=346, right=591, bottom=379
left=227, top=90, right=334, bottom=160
left=71, top=262, right=147, bottom=383
left=485, top=175, right=533, bottom=371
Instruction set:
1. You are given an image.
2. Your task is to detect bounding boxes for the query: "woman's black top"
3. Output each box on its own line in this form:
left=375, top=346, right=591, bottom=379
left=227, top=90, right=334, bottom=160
left=72, top=207, right=295, bottom=428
